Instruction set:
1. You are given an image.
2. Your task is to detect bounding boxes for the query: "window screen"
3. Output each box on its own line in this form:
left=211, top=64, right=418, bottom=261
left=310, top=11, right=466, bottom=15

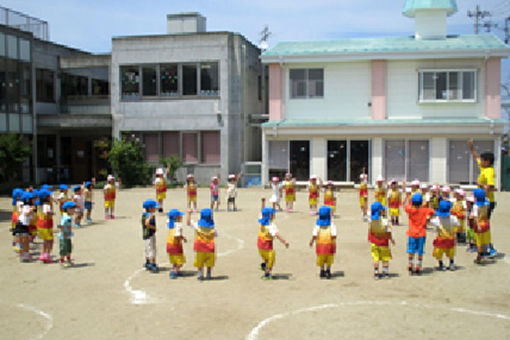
left=162, top=131, right=179, bottom=157
left=408, top=140, right=429, bottom=181
left=385, top=140, right=405, bottom=181
left=201, top=131, right=220, bottom=164
left=268, top=141, right=288, bottom=170
left=182, top=133, right=198, bottom=163
left=144, top=133, right=159, bottom=163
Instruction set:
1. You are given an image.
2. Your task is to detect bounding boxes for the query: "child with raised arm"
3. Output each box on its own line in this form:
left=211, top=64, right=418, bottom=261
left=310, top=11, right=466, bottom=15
left=368, top=202, right=394, bottom=279
left=186, top=174, right=198, bottom=212
left=309, top=206, right=336, bottom=279
left=430, top=200, right=460, bottom=271
left=188, top=208, right=217, bottom=281
left=166, top=209, right=187, bottom=279
left=226, top=172, right=242, bottom=212
left=258, top=197, right=289, bottom=280
left=154, top=165, right=170, bottom=213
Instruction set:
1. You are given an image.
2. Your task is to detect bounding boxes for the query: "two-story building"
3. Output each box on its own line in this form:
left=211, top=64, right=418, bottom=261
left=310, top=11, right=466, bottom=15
left=261, top=0, right=510, bottom=188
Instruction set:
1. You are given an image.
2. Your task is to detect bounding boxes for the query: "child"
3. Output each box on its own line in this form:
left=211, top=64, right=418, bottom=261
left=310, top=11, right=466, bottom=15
left=188, top=208, right=218, bottom=281
left=367, top=202, right=394, bottom=279
left=28, top=190, right=38, bottom=242
left=405, top=193, right=435, bottom=275
left=430, top=200, right=460, bottom=271
left=387, top=179, right=402, bottom=226
left=374, top=176, right=387, bottom=207
left=11, top=188, right=23, bottom=253
left=166, top=209, right=187, bottom=279
left=59, top=201, right=76, bottom=266
left=73, top=185, right=84, bottom=228
left=359, top=172, right=369, bottom=221
left=430, top=185, right=440, bottom=210
left=269, top=177, right=283, bottom=211
left=465, top=196, right=477, bottom=252
left=83, top=180, right=94, bottom=224
left=309, top=206, right=336, bottom=279
left=210, top=175, right=221, bottom=211
left=308, top=175, right=323, bottom=215
left=468, top=140, right=496, bottom=256
left=57, top=184, right=69, bottom=215
left=440, top=186, right=451, bottom=204
left=258, top=197, right=289, bottom=280
left=142, top=199, right=159, bottom=273
left=37, top=189, right=54, bottom=263
left=103, top=175, right=116, bottom=219
left=186, top=174, right=198, bottom=212
left=283, top=173, right=296, bottom=212
left=13, top=192, right=36, bottom=262
left=323, top=181, right=337, bottom=216
left=154, top=166, right=170, bottom=213
left=472, top=189, right=493, bottom=264
left=420, top=184, right=431, bottom=207
left=451, top=189, right=467, bottom=244
left=226, top=172, right=242, bottom=212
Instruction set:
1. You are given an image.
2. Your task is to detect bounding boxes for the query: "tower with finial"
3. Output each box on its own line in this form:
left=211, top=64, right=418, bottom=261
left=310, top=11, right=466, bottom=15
left=403, top=0, right=458, bottom=40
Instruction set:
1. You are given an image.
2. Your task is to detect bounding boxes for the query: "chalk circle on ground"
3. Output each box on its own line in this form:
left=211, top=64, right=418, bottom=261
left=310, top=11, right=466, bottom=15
left=246, top=300, right=510, bottom=340
left=0, top=303, right=54, bottom=340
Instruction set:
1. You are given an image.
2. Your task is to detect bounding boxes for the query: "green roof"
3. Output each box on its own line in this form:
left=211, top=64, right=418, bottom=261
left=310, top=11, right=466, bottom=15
left=403, top=0, right=458, bottom=17
left=262, top=118, right=505, bottom=128
left=262, top=34, right=510, bottom=58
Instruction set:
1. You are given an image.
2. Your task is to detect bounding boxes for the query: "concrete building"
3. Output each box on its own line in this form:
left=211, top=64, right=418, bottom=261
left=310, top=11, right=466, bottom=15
left=111, top=13, right=265, bottom=184
left=261, top=0, right=510, bottom=188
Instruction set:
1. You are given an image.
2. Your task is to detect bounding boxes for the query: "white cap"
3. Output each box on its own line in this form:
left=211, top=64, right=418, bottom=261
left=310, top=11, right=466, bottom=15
left=156, top=168, right=164, bottom=175
left=107, top=175, right=115, bottom=181
left=327, top=180, right=334, bottom=186
left=186, top=174, right=194, bottom=179
left=466, top=196, right=475, bottom=203
left=411, top=179, right=420, bottom=186
left=420, top=183, right=428, bottom=189
left=310, top=175, right=317, bottom=180
left=272, top=176, right=279, bottom=182
left=441, top=185, right=451, bottom=193
left=376, top=175, right=385, bottom=182
left=228, top=174, right=236, bottom=179
left=389, top=178, right=397, bottom=184
left=455, top=188, right=466, bottom=196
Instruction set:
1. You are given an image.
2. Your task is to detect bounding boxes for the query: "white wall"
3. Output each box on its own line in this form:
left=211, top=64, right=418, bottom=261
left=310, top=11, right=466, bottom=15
left=387, top=59, right=486, bottom=119
left=284, top=61, right=372, bottom=120
left=311, top=137, right=327, bottom=179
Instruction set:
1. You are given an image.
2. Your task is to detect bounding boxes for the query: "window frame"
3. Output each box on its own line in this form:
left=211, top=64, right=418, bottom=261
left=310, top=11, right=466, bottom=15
left=289, top=68, right=324, bottom=99
left=447, top=139, right=495, bottom=185
left=418, top=69, right=477, bottom=103
left=35, top=68, right=55, bottom=103
left=383, top=139, right=430, bottom=182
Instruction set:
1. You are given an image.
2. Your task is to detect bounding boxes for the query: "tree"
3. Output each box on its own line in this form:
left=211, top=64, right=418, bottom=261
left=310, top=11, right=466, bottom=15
left=159, top=154, right=184, bottom=183
left=0, top=134, right=31, bottom=182
left=106, top=137, right=154, bottom=187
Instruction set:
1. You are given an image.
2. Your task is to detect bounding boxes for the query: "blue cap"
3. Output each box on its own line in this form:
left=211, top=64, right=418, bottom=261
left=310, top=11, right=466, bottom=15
left=85, top=181, right=92, bottom=188
left=73, top=185, right=81, bottom=192
left=59, top=184, right=68, bottom=191
left=258, top=207, right=276, bottom=226
left=473, top=188, right=489, bottom=207
left=40, top=184, right=52, bottom=191
left=198, top=208, right=215, bottom=228
left=33, top=189, right=39, bottom=197
left=316, top=206, right=332, bottom=226
left=436, top=200, right=451, bottom=217
left=142, top=199, right=160, bottom=210
left=21, top=192, right=35, bottom=204
left=37, top=189, right=51, bottom=200
left=62, top=201, right=76, bottom=210
left=411, top=193, right=423, bottom=205
left=370, top=201, right=386, bottom=220
left=12, top=188, right=23, bottom=205
left=167, top=209, right=185, bottom=228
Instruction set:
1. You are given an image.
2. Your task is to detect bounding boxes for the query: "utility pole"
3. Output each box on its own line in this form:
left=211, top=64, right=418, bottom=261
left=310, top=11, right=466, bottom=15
left=468, top=5, right=491, bottom=34
left=504, top=17, right=510, bottom=43
left=259, top=25, right=272, bottom=51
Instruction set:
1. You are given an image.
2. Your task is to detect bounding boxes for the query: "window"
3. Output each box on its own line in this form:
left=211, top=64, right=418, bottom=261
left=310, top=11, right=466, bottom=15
left=162, top=131, right=179, bottom=156
left=142, top=66, right=157, bottom=96
left=182, top=64, right=197, bottom=96
left=7, top=60, right=20, bottom=112
left=201, top=131, right=220, bottom=164
left=121, top=65, right=140, bottom=99
left=0, top=58, right=6, bottom=112
left=182, top=133, right=198, bottom=163
left=92, top=79, right=109, bottom=95
left=19, top=39, right=30, bottom=62
left=351, top=140, right=370, bottom=183
left=62, top=73, right=88, bottom=97
left=290, top=141, right=310, bottom=180
left=448, top=140, right=494, bottom=184
left=384, top=140, right=429, bottom=181
left=160, top=64, right=178, bottom=96
left=7, top=35, right=17, bottom=59
left=268, top=141, right=289, bottom=170
left=290, top=68, right=323, bottom=98
left=144, top=133, right=159, bottom=163
left=0, top=33, right=5, bottom=56
left=200, top=63, right=219, bottom=96
left=419, top=70, right=476, bottom=102
left=327, top=140, right=347, bottom=181
left=37, top=69, right=55, bottom=103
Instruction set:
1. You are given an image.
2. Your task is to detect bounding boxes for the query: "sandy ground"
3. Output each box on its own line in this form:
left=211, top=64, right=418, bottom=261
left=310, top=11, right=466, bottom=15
left=1, top=187, right=509, bottom=340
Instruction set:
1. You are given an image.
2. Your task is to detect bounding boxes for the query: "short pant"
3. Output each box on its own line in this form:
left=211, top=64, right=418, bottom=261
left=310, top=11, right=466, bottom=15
left=309, top=198, right=317, bottom=206
left=371, top=244, right=392, bottom=262
left=316, top=254, right=335, bottom=267
left=84, top=201, right=92, bottom=210
left=104, top=200, right=115, bottom=209
left=194, top=251, right=215, bottom=268
left=156, top=192, right=166, bottom=201
left=259, top=249, right=275, bottom=269
left=475, top=230, right=491, bottom=249
left=144, top=235, right=156, bottom=259
left=59, top=238, right=72, bottom=257
left=38, top=228, right=53, bottom=241
left=211, top=195, right=219, bottom=202
left=390, top=208, right=400, bottom=217
left=228, top=197, right=235, bottom=203
left=433, top=247, right=455, bottom=259
left=169, top=254, right=186, bottom=266
left=407, top=236, right=426, bottom=256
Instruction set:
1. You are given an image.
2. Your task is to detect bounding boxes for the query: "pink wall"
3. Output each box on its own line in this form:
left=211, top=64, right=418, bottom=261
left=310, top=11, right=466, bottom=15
left=485, top=57, right=501, bottom=119
left=269, top=64, right=284, bottom=121
left=371, top=60, right=387, bottom=120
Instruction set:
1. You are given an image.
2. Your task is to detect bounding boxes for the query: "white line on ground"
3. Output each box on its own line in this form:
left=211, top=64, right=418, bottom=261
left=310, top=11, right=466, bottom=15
left=16, top=303, right=53, bottom=340
left=246, top=301, right=510, bottom=340
left=124, top=268, right=152, bottom=305
left=218, top=233, right=245, bottom=257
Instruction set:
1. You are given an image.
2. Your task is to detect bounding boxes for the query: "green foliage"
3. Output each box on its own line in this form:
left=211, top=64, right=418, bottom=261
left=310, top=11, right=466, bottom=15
left=158, top=154, right=184, bottom=183
left=93, top=137, right=112, bottom=181
left=0, top=134, right=31, bottom=182
left=106, top=137, right=154, bottom=187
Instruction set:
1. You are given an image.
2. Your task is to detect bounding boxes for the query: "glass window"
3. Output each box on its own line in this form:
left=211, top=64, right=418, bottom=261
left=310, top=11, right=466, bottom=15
left=384, top=140, right=405, bottom=181
left=62, top=73, right=88, bottom=97
left=408, top=140, right=429, bottom=181
left=0, top=33, right=5, bottom=56
left=200, top=63, right=219, bottom=96
left=19, top=39, right=30, bottom=62
left=290, top=140, right=310, bottom=180
left=0, top=113, right=6, bottom=131
left=182, top=64, right=197, bottom=96
left=471, top=141, right=494, bottom=183
left=268, top=141, right=288, bottom=170
left=36, top=69, right=55, bottom=103
left=327, top=140, right=347, bottom=181
left=351, top=140, right=370, bottom=183
left=160, top=64, right=178, bottom=97
left=7, top=60, right=19, bottom=112
left=144, top=133, right=159, bottom=163
left=142, top=66, right=157, bottom=96
left=308, top=69, right=324, bottom=97
left=120, top=66, right=140, bottom=99
left=201, top=131, right=220, bottom=164
left=92, top=79, right=109, bottom=95
left=422, top=72, right=435, bottom=100
left=290, top=68, right=323, bottom=99
left=448, top=72, right=459, bottom=100
left=0, top=59, right=6, bottom=112
left=290, top=69, right=306, bottom=98
left=448, top=141, right=470, bottom=184
left=8, top=113, right=19, bottom=132
left=419, top=70, right=476, bottom=102
left=463, top=71, right=475, bottom=100
left=162, top=131, right=179, bottom=157
left=21, top=63, right=31, bottom=98
left=21, top=114, right=32, bottom=134
left=182, top=133, right=198, bottom=163
left=7, top=35, right=17, bottom=59
left=435, top=72, right=447, bottom=100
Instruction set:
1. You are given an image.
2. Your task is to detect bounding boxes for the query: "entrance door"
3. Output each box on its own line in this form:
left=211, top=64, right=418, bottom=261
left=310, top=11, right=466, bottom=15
left=327, top=140, right=347, bottom=181
left=290, top=140, right=310, bottom=180
left=71, top=138, right=91, bottom=183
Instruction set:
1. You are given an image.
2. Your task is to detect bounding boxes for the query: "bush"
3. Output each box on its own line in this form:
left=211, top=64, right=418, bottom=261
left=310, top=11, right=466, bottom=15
left=158, top=155, right=184, bottom=184
left=106, top=137, right=154, bottom=187
left=0, top=134, right=31, bottom=183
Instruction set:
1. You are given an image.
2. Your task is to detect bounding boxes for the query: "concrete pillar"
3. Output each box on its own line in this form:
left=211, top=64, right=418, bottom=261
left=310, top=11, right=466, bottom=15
left=430, top=137, right=447, bottom=184
left=269, top=64, right=284, bottom=121
left=311, top=137, right=327, bottom=180
left=485, top=57, right=501, bottom=119
left=371, top=60, right=387, bottom=120
left=372, top=137, right=383, bottom=183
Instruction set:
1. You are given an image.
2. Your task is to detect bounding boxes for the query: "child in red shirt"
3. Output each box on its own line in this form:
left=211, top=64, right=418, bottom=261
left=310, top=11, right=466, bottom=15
left=405, top=193, right=434, bottom=275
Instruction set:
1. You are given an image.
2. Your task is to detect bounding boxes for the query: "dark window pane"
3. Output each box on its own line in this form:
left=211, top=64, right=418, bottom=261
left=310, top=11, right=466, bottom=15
left=327, top=140, right=347, bottom=181
left=290, top=140, right=310, bottom=180
left=142, top=66, right=157, bottom=96
left=182, top=64, right=197, bottom=96
left=435, top=72, right=447, bottom=100
left=62, top=73, right=88, bottom=97
left=463, top=71, right=475, bottom=100
left=200, top=62, right=219, bottom=96
left=160, top=64, right=178, bottom=96
left=422, top=72, right=435, bottom=100
left=7, top=60, right=20, bottom=111
left=290, top=69, right=306, bottom=98
left=0, top=59, right=7, bottom=112
left=351, top=140, right=369, bottom=183
left=92, top=79, right=109, bottom=95
left=120, top=66, right=140, bottom=99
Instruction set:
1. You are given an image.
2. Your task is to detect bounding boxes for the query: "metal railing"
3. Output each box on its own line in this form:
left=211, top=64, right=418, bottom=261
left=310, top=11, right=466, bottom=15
left=0, top=6, right=49, bottom=40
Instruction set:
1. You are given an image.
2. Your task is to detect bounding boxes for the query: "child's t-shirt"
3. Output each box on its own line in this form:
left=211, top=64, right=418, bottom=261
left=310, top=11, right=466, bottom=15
left=210, top=183, right=219, bottom=196
left=429, top=216, right=459, bottom=239
left=84, top=188, right=92, bottom=202
left=59, top=213, right=73, bottom=239
left=142, top=212, right=156, bottom=240
left=18, top=204, right=33, bottom=226
left=74, top=194, right=84, bottom=210
left=405, top=205, right=434, bottom=238
left=227, top=183, right=237, bottom=198
left=477, top=160, right=495, bottom=202
left=312, top=224, right=337, bottom=237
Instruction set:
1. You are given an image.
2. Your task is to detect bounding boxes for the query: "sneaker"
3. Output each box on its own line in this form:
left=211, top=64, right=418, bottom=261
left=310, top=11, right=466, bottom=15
left=105, top=215, right=110, bottom=220
left=408, top=264, right=413, bottom=274
left=110, top=215, right=115, bottom=219
left=488, top=248, right=497, bottom=259
left=325, top=269, right=331, bottom=279
left=262, top=273, right=272, bottom=281
left=320, top=269, right=326, bottom=278
left=197, top=273, right=204, bottom=281
left=438, top=264, right=446, bottom=271
left=144, top=262, right=151, bottom=270
left=474, top=258, right=484, bottom=265
left=260, top=263, right=266, bottom=271
left=381, top=272, right=389, bottom=279
left=206, top=272, right=212, bottom=280
left=149, top=263, right=159, bottom=273
left=39, top=253, right=46, bottom=262
left=74, top=223, right=80, bottom=228
left=449, top=263, right=456, bottom=271
left=87, top=218, right=92, bottom=224
left=169, top=271, right=178, bottom=279
left=374, top=273, right=380, bottom=280
left=414, top=266, right=422, bottom=275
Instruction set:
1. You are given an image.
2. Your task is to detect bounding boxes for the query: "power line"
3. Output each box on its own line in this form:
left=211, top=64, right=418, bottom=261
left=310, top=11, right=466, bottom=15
left=467, top=5, right=491, bottom=34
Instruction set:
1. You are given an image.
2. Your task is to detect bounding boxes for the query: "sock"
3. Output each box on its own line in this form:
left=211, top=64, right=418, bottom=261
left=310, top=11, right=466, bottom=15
left=382, top=267, right=388, bottom=274
left=374, top=268, right=379, bottom=275
left=449, top=259, right=454, bottom=266
left=417, top=260, right=422, bottom=268
left=408, top=259, right=413, bottom=266
left=438, top=260, right=444, bottom=268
